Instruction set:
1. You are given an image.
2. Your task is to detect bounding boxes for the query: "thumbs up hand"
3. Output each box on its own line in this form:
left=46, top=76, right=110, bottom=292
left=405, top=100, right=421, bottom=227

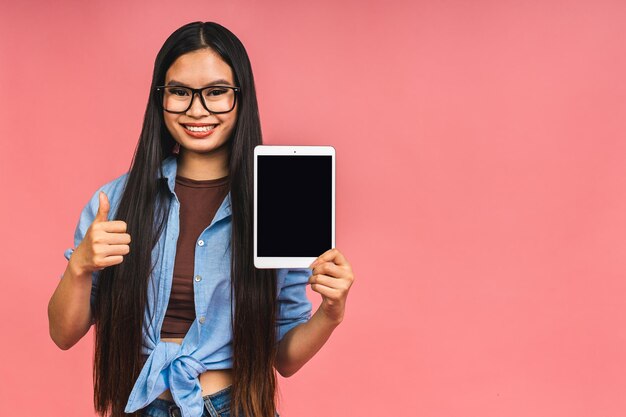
left=70, top=191, right=131, bottom=276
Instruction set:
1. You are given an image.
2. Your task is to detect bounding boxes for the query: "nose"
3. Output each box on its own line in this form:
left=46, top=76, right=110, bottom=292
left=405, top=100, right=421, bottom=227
left=186, top=91, right=211, bottom=117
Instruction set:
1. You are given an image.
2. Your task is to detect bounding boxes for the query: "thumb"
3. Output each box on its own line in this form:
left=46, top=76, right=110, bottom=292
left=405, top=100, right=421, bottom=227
left=94, top=191, right=110, bottom=223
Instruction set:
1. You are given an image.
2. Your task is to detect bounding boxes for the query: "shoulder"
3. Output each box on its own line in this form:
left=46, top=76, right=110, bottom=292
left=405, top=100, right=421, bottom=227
left=101, top=171, right=129, bottom=201
left=81, top=171, right=130, bottom=220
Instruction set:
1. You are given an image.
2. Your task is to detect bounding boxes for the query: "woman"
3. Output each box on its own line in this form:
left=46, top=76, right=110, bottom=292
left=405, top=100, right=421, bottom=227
left=48, top=21, right=355, bottom=417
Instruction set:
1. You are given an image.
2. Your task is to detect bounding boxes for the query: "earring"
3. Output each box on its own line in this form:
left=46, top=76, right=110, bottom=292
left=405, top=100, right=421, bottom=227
left=172, top=142, right=180, bottom=155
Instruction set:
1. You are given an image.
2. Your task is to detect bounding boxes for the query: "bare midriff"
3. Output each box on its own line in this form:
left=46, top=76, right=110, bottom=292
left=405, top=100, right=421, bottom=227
left=157, top=337, right=233, bottom=401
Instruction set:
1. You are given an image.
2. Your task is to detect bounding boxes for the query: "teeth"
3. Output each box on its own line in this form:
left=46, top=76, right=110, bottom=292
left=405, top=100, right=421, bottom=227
left=184, top=125, right=216, bottom=132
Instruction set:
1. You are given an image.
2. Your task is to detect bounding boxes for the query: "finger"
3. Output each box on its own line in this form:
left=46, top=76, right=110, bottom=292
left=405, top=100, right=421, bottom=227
left=310, top=282, right=341, bottom=299
left=102, top=244, right=131, bottom=257
left=99, top=220, right=128, bottom=233
left=308, top=274, right=347, bottom=290
left=97, top=255, right=125, bottom=268
left=309, top=248, right=349, bottom=268
left=102, top=232, right=131, bottom=245
left=94, top=242, right=130, bottom=256
left=311, top=261, right=344, bottom=279
left=94, top=191, right=110, bottom=223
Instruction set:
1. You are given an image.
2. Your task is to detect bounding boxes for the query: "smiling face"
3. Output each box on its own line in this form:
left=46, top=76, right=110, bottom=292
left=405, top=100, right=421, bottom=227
left=162, top=48, right=238, bottom=159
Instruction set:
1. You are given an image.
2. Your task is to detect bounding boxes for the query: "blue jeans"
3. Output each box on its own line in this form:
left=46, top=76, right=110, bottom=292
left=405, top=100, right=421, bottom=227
left=138, top=385, right=280, bottom=417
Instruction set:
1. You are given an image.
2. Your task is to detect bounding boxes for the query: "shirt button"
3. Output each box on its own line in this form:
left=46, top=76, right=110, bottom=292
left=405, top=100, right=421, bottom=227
left=194, top=275, right=202, bottom=282
left=197, top=239, right=204, bottom=246
left=199, top=316, right=205, bottom=324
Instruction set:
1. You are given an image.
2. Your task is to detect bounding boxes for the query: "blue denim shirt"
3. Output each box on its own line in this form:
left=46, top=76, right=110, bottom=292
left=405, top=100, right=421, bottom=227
left=62, top=155, right=313, bottom=417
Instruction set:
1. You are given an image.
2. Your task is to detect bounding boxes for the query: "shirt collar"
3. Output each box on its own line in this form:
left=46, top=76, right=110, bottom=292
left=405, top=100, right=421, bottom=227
left=159, top=154, right=178, bottom=183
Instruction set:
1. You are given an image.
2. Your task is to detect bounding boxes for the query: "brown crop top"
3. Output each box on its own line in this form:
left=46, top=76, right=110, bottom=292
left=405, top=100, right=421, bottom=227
left=159, top=173, right=230, bottom=339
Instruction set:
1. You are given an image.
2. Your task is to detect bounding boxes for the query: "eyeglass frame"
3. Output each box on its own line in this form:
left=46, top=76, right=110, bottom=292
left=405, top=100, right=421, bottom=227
left=155, top=85, right=241, bottom=114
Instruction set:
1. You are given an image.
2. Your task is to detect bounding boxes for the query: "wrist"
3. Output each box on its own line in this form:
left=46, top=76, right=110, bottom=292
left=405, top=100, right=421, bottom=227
left=316, top=307, right=343, bottom=328
left=67, top=258, right=91, bottom=282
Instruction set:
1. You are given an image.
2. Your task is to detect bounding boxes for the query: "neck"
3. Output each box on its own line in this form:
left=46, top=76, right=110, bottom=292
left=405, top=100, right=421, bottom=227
left=177, top=147, right=230, bottom=180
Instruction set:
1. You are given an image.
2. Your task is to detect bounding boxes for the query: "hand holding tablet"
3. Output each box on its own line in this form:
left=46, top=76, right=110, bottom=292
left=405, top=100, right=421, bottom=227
left=254, top=145, right=335, bottom=269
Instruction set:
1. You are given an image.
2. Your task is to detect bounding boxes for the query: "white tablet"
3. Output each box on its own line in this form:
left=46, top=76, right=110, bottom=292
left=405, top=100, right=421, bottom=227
left=254, top=145, right=335, bottom=269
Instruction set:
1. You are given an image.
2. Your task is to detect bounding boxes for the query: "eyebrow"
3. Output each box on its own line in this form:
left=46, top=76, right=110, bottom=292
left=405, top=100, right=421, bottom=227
left=166, top=79, right=233, bottom=87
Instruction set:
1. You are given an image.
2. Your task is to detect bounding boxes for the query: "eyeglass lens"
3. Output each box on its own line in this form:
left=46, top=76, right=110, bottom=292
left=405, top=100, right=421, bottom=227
left=162, top=86, right=236, bottom=113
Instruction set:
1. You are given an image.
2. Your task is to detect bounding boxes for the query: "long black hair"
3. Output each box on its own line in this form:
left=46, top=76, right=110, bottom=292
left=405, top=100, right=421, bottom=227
left=92, top=21, right=279, bottom=417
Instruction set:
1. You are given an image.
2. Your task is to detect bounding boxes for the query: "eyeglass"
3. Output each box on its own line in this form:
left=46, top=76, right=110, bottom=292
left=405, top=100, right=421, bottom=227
left=155, top=85, right=240, bottom=114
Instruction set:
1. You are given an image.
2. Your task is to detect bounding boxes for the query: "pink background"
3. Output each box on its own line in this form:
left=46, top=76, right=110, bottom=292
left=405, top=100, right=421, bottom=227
left=1, top=0, right=625, bottom=416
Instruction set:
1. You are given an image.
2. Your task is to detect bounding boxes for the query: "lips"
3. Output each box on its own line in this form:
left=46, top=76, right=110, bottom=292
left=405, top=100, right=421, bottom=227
left=180, top=123, right=217, bottom=138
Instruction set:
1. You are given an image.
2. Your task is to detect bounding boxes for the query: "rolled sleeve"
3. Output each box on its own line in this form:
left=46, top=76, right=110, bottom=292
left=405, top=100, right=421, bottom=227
left=63, top=247, right=75, bottom=261
left=276, top=268, right=313, bottom=343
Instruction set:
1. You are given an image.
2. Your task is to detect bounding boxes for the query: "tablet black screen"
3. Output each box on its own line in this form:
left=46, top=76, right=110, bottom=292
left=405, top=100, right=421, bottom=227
left=258, top=155, right=332, bottom=257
